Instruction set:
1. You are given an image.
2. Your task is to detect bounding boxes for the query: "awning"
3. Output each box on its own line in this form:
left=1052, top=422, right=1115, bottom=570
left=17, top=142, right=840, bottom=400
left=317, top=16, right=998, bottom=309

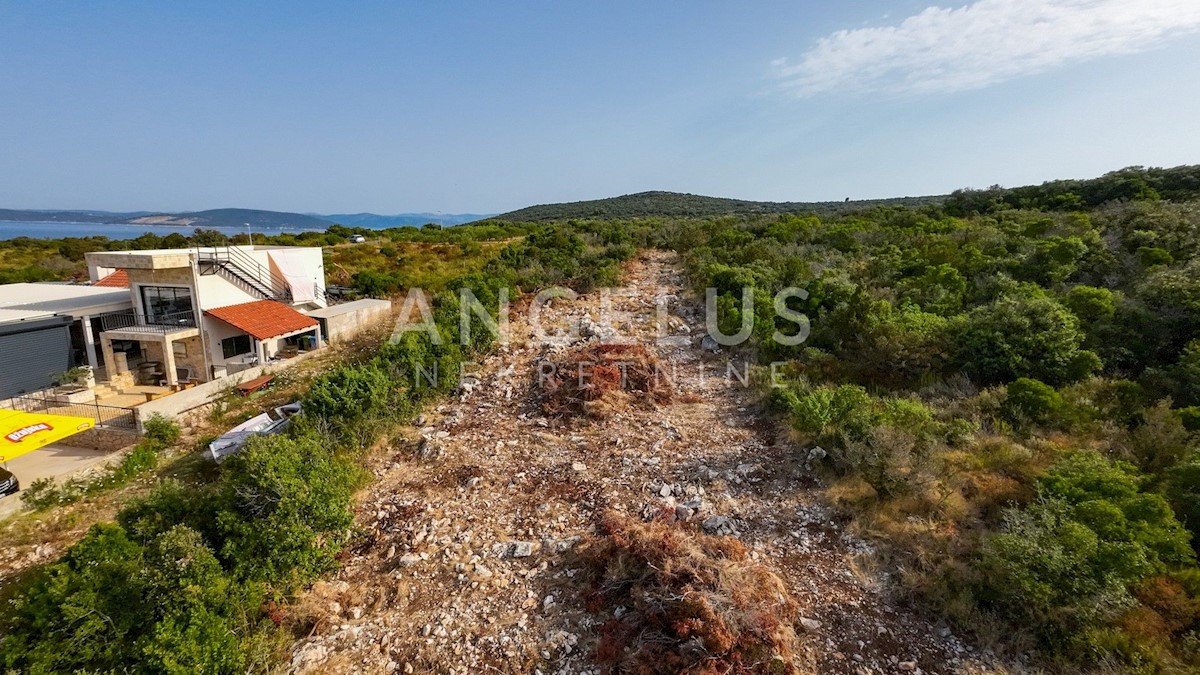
left=0, top=409, right=95, bottom=463
left=204, top=299, right=318, bottom=341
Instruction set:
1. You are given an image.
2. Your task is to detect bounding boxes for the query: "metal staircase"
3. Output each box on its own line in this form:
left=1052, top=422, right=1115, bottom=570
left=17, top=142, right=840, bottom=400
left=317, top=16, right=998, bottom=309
left=196, top=246, right=293, bottom=303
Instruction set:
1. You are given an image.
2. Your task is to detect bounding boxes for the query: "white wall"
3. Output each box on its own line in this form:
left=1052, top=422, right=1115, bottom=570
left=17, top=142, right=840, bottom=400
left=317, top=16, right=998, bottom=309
left=202, top=316, right=255, bottom=376
left=194, top=273, right=262, bottom=311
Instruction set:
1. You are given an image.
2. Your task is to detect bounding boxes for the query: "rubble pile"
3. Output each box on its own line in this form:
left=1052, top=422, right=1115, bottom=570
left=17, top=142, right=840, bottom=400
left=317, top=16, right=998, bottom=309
left=538, top=342, right=672, bottom=419
left=581, top=509, right=805, bottom=674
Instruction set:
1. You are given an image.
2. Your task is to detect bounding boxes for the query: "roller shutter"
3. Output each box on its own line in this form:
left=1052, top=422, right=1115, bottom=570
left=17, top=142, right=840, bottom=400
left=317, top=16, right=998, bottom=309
left=0, top=316, right=73, bottom=398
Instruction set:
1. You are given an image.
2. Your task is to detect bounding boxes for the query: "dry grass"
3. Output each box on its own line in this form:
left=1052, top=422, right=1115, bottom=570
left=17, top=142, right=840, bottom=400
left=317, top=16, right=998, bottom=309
left=539, top=342, right=673, bottom=419
left=579, top=510, right=805, bottom=674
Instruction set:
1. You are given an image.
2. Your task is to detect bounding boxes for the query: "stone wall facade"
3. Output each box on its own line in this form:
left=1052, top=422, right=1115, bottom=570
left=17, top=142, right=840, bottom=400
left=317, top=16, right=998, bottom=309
left=58, top=426, right=139, bottom=452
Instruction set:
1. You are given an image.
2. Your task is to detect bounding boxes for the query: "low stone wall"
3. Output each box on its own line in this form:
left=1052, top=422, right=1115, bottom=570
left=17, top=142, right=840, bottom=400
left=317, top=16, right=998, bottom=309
left=134, top=349, right=323, bottom=428
left=58, top=426, right=139, bottom=452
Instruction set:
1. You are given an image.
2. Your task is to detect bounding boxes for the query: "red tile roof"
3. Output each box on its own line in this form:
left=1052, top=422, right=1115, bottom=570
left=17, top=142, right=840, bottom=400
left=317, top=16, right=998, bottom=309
left=94, top=270, right=129, bottom=288
left=204, top=300, right=318, bottom=341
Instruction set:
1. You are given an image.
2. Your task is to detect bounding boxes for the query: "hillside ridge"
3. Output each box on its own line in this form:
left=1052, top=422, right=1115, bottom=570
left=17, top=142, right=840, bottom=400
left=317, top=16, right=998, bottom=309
left=492, top=190, right=940, bottom=221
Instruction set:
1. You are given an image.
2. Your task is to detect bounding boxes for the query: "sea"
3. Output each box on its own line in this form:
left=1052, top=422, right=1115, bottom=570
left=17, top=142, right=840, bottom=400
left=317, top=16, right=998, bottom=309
left=0, top=220, right=329, bottom=241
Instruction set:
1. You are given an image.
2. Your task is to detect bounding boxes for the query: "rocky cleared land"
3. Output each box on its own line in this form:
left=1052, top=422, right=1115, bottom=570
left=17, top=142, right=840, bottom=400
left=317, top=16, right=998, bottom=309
left=289, top=251, right=1005, bottom=674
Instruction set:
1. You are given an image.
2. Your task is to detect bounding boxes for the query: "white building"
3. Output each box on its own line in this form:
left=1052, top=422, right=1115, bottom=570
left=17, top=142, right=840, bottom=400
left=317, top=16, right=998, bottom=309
left=84, top=245, right=328, bottom=388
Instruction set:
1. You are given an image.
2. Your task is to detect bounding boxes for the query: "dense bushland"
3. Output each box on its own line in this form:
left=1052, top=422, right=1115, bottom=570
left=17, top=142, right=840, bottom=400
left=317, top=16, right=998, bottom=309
left=661, top=191, right=1200, bottom=670
left=0, top=222, right=639, bottom=673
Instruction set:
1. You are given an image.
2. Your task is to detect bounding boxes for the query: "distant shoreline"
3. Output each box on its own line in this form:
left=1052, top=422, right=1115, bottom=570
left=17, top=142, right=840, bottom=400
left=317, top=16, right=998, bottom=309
left=0, top=220, right=327, bottom=241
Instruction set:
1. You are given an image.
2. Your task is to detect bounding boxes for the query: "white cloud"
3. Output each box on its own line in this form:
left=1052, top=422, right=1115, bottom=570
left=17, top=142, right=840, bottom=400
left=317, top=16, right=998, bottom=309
left=777, top=0, right=1200, bottom=96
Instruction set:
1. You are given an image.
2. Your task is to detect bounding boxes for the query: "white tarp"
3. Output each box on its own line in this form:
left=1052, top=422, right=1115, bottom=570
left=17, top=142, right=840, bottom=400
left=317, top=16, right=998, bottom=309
left=268, top=250, right=317, bottom=303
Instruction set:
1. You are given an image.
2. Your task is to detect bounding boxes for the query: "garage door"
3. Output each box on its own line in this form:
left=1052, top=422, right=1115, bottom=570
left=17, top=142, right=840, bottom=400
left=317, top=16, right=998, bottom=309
left=0, top=316, right=73, bottom=398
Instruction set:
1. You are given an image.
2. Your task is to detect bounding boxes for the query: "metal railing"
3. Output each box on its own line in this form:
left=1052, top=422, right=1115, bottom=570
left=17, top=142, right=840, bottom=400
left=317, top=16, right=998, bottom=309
left=4, top=394, right=137, bottom=430
left=98, top=310, right=197, bottom=333
left=196, top=246, right=293, bottom=302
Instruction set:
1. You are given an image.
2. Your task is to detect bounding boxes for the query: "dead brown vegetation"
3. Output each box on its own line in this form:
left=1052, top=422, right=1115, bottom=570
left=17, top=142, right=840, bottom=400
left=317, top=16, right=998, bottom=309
left=580, top=510, right=804, bottom=674
left=538, top=342, right=673, bottom=418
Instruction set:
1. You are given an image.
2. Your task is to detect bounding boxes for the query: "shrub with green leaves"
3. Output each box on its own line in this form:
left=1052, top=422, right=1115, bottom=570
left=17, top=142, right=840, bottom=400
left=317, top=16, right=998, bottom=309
left=1064, top=284, right=1117, bottom=323
left=142, top=413, right=181, bottom=447
left=0, top=522, right=267, bottom=674
left=1003, top=378, right=1066, bottom=428
left=1179, top=406, right=1200, bottom=432
left=138, top=526, right=253, bottom=674
left=978, top=452, right=1195, bottom=654
left=954, top=292, right=1101, bottom=385
left=773, top=383, right=873, bottom=441
left=215, top=433, right=361, bottom=586
left=302, top=364, right=394, bottom=439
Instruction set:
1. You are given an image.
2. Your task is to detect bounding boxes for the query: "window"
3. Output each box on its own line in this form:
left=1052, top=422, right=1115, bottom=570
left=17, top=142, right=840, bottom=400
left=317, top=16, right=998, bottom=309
left=221, top=335, right=252, bottom=359
left=140, top=286, right=193, bottom=324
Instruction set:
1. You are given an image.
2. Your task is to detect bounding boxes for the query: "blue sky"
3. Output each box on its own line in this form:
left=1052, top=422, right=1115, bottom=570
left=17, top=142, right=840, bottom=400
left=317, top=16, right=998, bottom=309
left=2, top=0, right=1199, bottom=214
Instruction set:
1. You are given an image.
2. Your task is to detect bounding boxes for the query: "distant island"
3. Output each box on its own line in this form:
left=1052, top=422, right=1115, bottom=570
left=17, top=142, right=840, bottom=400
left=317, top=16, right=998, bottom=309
left=0, top=208, right=489, bottom=229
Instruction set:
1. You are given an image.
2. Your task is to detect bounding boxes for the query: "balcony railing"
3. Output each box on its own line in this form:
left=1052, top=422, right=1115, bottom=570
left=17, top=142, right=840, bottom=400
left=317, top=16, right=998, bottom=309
left=99, top=310, right=197, bottom=333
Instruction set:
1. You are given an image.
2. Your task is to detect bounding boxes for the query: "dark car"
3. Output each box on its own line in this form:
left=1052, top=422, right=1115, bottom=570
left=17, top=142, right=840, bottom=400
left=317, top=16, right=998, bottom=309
left=0, top=467, right=18, bottom=498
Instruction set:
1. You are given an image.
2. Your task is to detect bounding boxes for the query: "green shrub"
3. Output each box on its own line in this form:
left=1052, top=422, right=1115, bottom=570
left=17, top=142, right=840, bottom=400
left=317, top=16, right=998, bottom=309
left=840, top=426, right=925, bottom=499
left=19, top=476, right=63, bottom=510
left=118, top=479, right=220, bottom=546
left=977, top=451, right=1195, bottom=656
left=0, top=523, right=265, bottom=674
left=1138, top=246, right=1174, bottom=267
left=303, top=364, right=393, bottom=440
left=954, top=292, right=1099, bottom=385
left=898, top=263, right=967, bottom=315
left=1065, top=285, right=1117, bottom=323
left=1088, top=378, right=1148, bottom=428
left=1119, top=401, right=1195, bottom=474
left=777, top=383, right=873, bottom=441
left=979, top=499, right=1137, bottom=647
left=1179, top=407, right=1200, bottom=432
left=1166, top=453, right=1200, bottom=555
left=0, top=523, right=149, bottom=671
left=215, top=434, right=361, bottom=586
left=139, top=526, right=252, bottom=674
left=1004, top=378, right=1066, bottom=427
left=143, top=414, right=181, bottom=446
left=105, top=441, right=160, bottom=484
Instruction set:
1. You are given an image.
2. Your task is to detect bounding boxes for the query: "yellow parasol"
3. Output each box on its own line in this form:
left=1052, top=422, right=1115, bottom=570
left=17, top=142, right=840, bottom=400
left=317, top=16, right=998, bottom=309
left=0, top=409, right=95, bottom=464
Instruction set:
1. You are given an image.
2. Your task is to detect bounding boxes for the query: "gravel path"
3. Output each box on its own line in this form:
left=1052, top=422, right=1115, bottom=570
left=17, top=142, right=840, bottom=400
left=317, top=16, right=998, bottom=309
left=289, top=251, right=1004, bottom=675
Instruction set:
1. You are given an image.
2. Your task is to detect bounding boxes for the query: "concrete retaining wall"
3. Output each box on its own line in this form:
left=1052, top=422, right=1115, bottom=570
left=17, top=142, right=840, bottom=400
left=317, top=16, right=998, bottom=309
left=134, top=349, right=323, bottom=428
left=308, top=299, right=392, bottom=343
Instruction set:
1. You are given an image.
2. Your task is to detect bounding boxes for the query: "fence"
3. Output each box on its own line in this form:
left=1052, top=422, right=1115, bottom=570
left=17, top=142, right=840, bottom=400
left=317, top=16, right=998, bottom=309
left=3, top=393, right=138, bottom=430
left=98, top=309, right=197, bottom=333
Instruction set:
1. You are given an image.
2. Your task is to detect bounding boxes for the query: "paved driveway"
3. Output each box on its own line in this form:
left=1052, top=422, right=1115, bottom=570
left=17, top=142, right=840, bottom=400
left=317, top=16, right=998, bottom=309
left=0, top=444, right=116, bottom=517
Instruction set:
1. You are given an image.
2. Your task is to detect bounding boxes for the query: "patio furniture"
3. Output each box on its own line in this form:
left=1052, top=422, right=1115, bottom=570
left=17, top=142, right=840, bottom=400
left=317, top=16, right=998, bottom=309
left=161, top=366, right=199, bottom=389
left=237, top=375, right=274, bottom=396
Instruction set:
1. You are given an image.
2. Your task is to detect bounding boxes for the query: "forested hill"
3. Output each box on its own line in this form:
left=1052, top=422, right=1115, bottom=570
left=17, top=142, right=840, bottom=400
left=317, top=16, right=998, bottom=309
left=494, top=164, right=1200, bottom=222
left=944, top=164, right=1200, bottom=213
left=493, top=190, right=940, bottom=221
